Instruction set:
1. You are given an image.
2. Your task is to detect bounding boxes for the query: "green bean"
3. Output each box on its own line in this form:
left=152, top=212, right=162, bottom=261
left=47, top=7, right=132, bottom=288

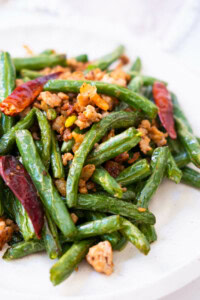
left=61, top=215, right=123, bottom=242
left=4, top=188, right=35, bottom=241
left=13, top=54, right=66, bottom=71
left=3, top=239, right=71, bottom=260
left=8, top=231, right=23, bottom=246
left=75, top=54, right=88, bottom=63
left=15, top=129, right=77, bottom=238
left=61, top=139, right=74, bottom=153
left=66, top=111, right=143, bottom=208
left=61, top=127, right=82, bottom=153
left=35, top=140, right=43, bottom=156
left=3, top=187, right=14, bottom=218
left=44, top=80, right=158, bottom=119
left=174, top=151, right=190, bottom=168
left=46, top=108, right=57, bottom=121
left=167, top=151, right=182, bottom=184
left=35, top=109, right=51, bottom=169
left=120, top=217, right=150, bottom=255
left=87, top=45, right=124, bottom=71
left=50, top=239, right=95, bottom=286
left=114, top=101, right=130, bottom=112
left=171, top=92, right=193, bottom=133
left=84, top=211, right=122, bottom=249
left=92, top=167, right=123, bottom=198
left=3, top=240, right=45, bottom=260
left=20, top=69, right=41, bottom=79
left=128, top=75, right=143, bottom=92
left=121, top=185, right=136, bottom=202
left=128, top=71, right=167, bottom=86
left=113, top=235, right=128, bottom=251
left=42, top=210, right=62, bottom=259
left=135, top=181, right=146, bottom=198
left=137, top=147, right=169, bottom=208
left=130, top=57, right=142, bottom=72
left=139, top=224, right=157, bottom=244
left=96, top=188, right=136, bottom=202
left=143, top=85, right=153, bottom=100
left=175, top=116, right=200, bottom=168
left=119, top=186, right=136, bottom=202
left=181, top=166, right=200, bottom=188
left=0, top=178, right=4, bottom=216
left=167, top=137, right=184, bottom=154
left=87, top=128, right=141, bottom=166
left=12, top=195, right=36, bottom=241
left=116, top=159, right=151, bottom=186
left=50, top=131, right=65, bottom=179
left=0, top=108, right=35, bottom=155
left=40, top=49, right=55, bottom=56
left=76, top=193, right=156, bottom=225
left=89, top=127, right=137, bottom=158
left=0, top=51, right=16, bottom=135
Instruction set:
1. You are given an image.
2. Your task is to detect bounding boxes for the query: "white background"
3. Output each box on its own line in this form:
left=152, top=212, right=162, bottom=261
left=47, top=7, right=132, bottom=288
left=0, top=1, right=199, bottom=299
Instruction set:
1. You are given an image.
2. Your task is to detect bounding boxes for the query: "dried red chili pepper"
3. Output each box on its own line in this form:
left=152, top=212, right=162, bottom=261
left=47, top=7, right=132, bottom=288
left=0, top=155, right=44, bottom=238
left=152, top=82, right=177, bottom=139
left=0, top=72, right=62, bottom=116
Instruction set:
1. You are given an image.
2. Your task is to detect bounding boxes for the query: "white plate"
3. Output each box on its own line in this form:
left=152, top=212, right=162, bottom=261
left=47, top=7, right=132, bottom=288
left=0, top=16, right=200, bottom=300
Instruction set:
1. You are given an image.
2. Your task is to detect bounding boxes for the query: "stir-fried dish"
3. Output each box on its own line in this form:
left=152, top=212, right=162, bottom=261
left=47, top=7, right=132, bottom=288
left=0, top=46, right=199, bottom=285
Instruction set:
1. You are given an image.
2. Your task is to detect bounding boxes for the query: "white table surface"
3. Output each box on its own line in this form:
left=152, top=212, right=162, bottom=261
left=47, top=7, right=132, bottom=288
left=0, top=1, right=199, bottom=299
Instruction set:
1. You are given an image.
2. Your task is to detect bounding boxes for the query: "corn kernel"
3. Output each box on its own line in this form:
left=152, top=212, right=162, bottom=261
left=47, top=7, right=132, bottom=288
left=65, top=115, right=77, bottom=127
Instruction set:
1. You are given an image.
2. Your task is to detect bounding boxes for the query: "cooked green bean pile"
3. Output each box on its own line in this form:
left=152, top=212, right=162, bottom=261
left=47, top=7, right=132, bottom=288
left=0, top=46, right=199, bottom=286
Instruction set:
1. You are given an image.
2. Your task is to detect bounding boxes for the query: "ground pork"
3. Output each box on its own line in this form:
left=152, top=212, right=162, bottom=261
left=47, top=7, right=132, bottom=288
left=85, top=68, right=105, bottom=81
left=77, top=83, right=109, bottom=111
left=80, top=164, right=95, bottom=181
left=67, top=58, right=89, bottom=72
left=54, top=178, right=66, bottom=197
left=104, top=161, right=125, bottom=178
left=86, top=241, right=113, bottom=275
left=38, top=91, right=62, bottom=108
left=52, top=115, right=66, bottom=134
left=149, top=126, right=168, bottom=146
left=101, top=67, right=129, bottom=87
left=72, top=132, right=85, bottom=153
left=62, top=153, right=74, bottom=166
left=138, top=120, right=168, bottom=154
left=0, top=217, right=18, bottom=250
left=62, top=128, right=72, bottom=142
left=114, top=151, right=129, bottom=163
left=102, top=129, right=115, bottom=143
left=78, top=164, right=95, bottom=194
left=70, top=213, right=78, bottom=224
left=75, top=105, right=102, bottom=130
left=128, top=152, right=140, bottom=164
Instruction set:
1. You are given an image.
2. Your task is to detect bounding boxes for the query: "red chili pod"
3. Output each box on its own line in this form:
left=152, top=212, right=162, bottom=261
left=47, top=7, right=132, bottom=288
left=0, top=72, right=62, bottom=116
left=0, top=155, right=44, bottom=238
left=152, top=82, right=177, bottom=139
